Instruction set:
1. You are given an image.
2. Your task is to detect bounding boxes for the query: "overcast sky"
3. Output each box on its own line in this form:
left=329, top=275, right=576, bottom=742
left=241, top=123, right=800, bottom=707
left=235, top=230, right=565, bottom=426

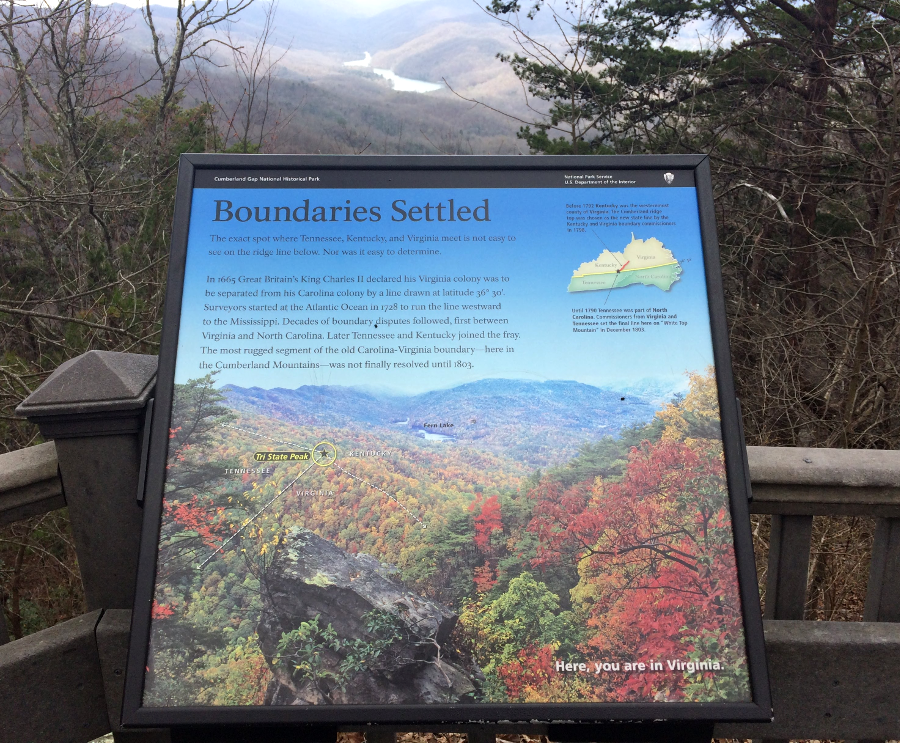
left=97, top=0, right=418, bottom=11
left=87, top=0, right=735, bottom=55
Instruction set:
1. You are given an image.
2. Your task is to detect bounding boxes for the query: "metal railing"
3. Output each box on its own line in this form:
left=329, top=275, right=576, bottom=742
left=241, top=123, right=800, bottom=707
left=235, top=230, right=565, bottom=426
left=1, top=351, right=900, bottom=743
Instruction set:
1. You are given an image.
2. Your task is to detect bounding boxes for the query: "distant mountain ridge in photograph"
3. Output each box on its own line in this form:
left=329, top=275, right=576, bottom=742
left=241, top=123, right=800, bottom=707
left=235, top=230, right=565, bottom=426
left=223, top=378, right=664, bottom=465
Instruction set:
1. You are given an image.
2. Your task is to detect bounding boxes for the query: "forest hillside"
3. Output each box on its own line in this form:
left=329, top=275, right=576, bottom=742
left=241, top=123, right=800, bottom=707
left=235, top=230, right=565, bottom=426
left=146, top=368, right=750, bottom=705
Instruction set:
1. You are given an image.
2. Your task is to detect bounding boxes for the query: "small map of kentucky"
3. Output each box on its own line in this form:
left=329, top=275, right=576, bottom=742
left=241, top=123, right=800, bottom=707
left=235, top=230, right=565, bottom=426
left=568, top=235, right=682, bottom=293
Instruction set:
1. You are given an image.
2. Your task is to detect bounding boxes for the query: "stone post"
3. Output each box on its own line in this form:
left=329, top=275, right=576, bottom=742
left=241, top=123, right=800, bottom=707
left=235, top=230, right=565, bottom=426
left=16, top=350, right=157, bottom=610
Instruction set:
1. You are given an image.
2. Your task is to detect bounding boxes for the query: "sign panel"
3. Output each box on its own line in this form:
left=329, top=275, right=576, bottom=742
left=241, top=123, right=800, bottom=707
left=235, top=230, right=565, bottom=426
left=124, top=155, right=770, bottom=726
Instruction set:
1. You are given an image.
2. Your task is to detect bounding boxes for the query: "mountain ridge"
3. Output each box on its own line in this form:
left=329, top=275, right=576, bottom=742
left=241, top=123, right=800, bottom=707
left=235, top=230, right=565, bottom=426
left=223, top=377, right=665, bottom=466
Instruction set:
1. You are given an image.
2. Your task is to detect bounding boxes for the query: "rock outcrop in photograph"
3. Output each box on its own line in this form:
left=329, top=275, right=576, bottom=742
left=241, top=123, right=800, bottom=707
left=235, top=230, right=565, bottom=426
left=257, top=528, right=481, bottom=704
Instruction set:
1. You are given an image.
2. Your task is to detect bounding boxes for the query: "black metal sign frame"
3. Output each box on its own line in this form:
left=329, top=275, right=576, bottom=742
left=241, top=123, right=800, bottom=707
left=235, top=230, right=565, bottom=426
left=123, top=154, right=771, bottom=728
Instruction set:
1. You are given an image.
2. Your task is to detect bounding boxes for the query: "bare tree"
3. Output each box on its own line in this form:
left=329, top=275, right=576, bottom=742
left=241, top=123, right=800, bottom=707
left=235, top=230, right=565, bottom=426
left=0, top=0, right=261, bottom=452
left=143, top=0, right=253, bottom=129
left=195, top=1, right=293, bottom=153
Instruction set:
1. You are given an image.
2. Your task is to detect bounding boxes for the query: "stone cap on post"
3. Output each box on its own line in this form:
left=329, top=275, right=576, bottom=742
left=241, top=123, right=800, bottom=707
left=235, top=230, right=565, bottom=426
left=13, top=351, right=159, bottom=610
left=16, top=351, right=157, bottom=438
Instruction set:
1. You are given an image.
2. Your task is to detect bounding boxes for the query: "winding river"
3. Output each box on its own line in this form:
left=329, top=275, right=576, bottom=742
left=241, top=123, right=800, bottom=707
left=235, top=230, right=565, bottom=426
left=344, top=52, right=443, bottom=94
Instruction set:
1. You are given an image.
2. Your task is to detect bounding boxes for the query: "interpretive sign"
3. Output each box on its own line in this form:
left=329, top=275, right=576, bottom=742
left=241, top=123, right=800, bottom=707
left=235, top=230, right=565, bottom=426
left=124, top=155, right=771, bottom=727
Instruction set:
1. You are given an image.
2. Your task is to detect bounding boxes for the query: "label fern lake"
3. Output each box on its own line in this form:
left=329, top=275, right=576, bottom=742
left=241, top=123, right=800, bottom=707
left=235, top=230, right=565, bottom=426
left=126, top=156, right=767, bottom=725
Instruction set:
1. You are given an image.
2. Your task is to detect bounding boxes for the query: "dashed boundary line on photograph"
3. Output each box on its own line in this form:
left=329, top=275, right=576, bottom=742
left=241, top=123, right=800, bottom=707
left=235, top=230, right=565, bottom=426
left=214, top=419, right=426, bottom=537
left=199, top=461, right=317, bottom=569
left=334, top=463, right=425, bottom=529
left=220, top=422, right=310, bottom=451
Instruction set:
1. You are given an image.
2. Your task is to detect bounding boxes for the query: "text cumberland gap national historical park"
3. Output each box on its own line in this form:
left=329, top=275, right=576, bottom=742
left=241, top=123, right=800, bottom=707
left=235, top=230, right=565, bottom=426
left=212, top=199, right=492, bottom=224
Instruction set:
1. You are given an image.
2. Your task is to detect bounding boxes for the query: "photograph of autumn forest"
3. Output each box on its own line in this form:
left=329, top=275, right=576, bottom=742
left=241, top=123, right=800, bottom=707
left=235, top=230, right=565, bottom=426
left=146, top=367, right=751, bottom=706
